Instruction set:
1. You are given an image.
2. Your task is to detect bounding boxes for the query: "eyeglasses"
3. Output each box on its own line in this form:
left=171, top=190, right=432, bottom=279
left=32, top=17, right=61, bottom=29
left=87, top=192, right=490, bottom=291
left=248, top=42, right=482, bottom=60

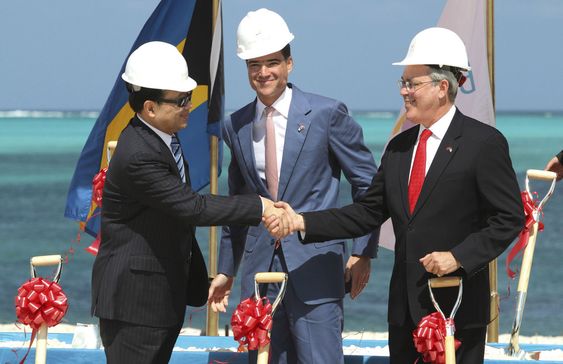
left=397, top=79, right=435, bottom=92
left=158, top=92, right=193, bottom=108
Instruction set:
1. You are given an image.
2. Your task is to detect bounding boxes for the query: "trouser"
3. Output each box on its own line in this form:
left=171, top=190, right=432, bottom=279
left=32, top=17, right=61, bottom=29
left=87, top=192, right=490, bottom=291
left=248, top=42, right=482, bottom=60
left=249, top=246, right=345, bottom=364
left=99, top=318, right=182, bottom=364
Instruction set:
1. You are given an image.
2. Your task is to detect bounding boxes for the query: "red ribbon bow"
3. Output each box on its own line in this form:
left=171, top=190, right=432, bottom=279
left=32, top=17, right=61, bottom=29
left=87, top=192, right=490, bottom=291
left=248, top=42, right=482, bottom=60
left=92, top=167, right=107, bottom=208
left=413, top=312, right=461, bottom=364
left=15, top=277, right=68, bottom=330
left=84, top=167, right=108, bottom=256
left=231, top=297, right=273, bottom=351
left=505, top=191, right=544, bottom=279
left=14, top=277, right=68, bottom=364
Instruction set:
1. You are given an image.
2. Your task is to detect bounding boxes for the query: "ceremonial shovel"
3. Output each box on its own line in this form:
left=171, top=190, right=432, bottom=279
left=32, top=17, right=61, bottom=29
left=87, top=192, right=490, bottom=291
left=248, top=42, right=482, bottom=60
left=254, top=272, right=288, bottom=364
left=428, top=276, right=463, bottom=364
left=505, top=169, right=557, bottom=358
left=30, top=254, right=63, bottom=364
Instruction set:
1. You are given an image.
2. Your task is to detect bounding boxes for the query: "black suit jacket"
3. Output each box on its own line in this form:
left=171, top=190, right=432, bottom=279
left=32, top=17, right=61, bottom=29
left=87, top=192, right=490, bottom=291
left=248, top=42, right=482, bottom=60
left=302, top=110, right=525, bottom=329
left=91, top=116, right=262, bottom=328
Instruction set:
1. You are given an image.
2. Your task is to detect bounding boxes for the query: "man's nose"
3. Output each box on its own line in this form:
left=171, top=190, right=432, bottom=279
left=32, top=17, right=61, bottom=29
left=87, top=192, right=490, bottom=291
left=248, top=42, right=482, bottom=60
left=258, top=64, right=270, bottom=76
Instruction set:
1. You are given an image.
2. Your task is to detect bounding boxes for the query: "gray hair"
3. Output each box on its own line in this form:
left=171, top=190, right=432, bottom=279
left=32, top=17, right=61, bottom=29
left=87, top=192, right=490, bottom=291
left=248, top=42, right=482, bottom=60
left=427, top=66, right=460, bottom=102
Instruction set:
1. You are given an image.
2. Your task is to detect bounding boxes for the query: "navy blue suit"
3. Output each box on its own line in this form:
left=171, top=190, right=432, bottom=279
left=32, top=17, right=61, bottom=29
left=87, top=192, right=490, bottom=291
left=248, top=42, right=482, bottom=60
left=219, top=85, right=378, bottom=363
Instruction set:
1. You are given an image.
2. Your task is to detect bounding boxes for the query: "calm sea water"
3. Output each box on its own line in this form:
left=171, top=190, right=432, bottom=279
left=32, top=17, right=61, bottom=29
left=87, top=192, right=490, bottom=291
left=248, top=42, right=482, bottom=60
left=0, top=111, right=561, bottom=336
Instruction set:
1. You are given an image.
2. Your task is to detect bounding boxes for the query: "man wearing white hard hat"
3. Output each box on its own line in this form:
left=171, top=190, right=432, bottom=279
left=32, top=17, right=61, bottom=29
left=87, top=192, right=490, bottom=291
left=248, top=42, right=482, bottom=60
left=268, top=27, right=524, bottom=363
left=207, top=8, right=379, bottom=364
left=90, top=41, right=288, bottom=363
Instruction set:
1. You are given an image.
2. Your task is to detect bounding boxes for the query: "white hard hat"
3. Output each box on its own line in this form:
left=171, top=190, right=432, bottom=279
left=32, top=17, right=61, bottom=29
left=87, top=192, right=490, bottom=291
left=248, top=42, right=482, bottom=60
left=122, top=41, right=197, bottom=92
left=236, top=8, right=294, bottom=60
left=393, top=27, right=471, bottom=71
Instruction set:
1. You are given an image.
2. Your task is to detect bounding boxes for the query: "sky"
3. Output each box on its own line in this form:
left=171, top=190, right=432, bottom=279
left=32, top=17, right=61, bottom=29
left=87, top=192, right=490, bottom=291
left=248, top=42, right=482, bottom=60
left=1, top=0, right=562, bottom=112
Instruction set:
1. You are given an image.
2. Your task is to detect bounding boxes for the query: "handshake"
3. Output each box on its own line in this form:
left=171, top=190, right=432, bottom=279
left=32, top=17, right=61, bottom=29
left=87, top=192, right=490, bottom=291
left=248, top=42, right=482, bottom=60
left=259, top=197, right=304, bottom=239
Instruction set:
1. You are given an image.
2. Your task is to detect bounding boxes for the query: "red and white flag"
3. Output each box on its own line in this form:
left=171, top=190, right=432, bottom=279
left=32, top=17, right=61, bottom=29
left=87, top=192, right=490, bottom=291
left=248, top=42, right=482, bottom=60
left=379, top=0, right=494, bottom=250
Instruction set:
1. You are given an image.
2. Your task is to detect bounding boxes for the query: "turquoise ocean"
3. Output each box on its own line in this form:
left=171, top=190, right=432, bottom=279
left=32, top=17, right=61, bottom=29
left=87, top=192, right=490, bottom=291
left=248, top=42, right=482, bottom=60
left=0, top=111, right=561, bottom=336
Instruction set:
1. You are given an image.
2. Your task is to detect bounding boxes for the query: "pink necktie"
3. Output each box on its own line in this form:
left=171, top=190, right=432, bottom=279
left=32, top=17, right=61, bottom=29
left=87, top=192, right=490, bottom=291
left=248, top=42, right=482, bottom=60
left=408, top=129, right=432, bottom=214
left=264, top=106, right=278, bottom=200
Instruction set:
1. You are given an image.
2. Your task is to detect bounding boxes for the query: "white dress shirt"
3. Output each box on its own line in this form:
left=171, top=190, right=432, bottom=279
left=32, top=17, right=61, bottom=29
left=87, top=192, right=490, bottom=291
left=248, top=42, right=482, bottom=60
left=409, top=105, right=457, bottom=179
left=253, top=86, right=292, bottom=180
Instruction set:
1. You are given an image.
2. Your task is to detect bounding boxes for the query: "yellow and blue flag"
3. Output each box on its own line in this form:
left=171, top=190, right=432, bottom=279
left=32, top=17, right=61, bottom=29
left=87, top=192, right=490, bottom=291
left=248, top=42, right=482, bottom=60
left=65, top=0, right=224, bottom=237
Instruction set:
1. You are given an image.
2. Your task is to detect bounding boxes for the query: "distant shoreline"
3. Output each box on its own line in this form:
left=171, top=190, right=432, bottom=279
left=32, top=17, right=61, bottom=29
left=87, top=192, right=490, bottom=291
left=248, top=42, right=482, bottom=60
left=1, top=110, right=563, bottom=119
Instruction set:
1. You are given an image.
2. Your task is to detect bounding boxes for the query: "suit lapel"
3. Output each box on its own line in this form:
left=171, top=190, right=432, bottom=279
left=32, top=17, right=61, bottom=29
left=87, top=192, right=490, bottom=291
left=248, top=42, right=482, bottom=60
left=131, top=117, right=187, bottom=184
left=399, top=127, right=419, bottom=218
left=277, top=86, right=312, bottom=200
left=132, top=117, right=167, bottom=155
left=178, top=138, right=191, bottom=186
left=232, top=103, right=269, bottom=194
left=411, top=111, right=463, bottom=217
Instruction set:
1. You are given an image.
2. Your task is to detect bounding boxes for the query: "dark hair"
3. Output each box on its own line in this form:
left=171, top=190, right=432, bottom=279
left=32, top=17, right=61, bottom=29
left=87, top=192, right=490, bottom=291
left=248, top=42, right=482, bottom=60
left=125, top=83, right=164, bottom=113
left=280, top=44, right=291, bottom=59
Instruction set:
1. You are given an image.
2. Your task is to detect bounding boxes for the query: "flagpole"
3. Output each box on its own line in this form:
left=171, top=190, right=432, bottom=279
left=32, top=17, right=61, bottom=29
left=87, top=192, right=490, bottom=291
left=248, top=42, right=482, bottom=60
left=206, top=0, right=220, bottom=337
left=486, top=0, right=499, bottom=343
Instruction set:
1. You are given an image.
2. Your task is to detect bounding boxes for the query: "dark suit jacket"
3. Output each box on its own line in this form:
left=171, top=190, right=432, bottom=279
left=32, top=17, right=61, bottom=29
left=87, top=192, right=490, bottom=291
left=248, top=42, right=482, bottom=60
left=302, top=110, right=525, bottom=329
left=91, top=116, right=262, bottom=328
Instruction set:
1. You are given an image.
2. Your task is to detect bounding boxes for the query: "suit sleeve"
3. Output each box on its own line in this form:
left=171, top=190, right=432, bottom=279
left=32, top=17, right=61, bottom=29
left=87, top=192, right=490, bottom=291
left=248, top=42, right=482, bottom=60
left=450, top=131, right=525, bottom=276
left=302, top=150, right=389, bottom=243
left=328, top=101, right=380, bottom=257
left=126, top=150, right=262, bottom=228
left=217, top=121, right=252, bottom=276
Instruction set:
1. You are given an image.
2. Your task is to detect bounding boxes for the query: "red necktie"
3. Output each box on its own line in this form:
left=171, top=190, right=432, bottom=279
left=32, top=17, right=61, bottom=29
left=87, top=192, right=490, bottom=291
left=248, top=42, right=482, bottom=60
left=408, top=129, right=432, bottom=214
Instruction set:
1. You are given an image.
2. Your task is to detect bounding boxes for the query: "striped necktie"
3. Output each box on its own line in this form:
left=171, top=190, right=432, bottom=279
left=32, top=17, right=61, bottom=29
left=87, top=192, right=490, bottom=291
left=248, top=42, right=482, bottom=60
left=171, top=135, right=186, bottom=183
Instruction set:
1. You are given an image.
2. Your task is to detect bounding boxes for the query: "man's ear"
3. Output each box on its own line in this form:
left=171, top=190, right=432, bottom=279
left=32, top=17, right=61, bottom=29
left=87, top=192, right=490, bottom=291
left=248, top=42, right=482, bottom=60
left=144, top=100, right=157, bottom=117
left=286, top=56, right=293, bottom=73
left=438, top=79, right=449, bottom=101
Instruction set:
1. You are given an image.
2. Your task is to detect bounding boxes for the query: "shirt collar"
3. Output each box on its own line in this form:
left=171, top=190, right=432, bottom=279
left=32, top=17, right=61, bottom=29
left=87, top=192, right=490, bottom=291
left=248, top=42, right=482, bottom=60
left=421, top=105, right=457, bottom=140
left=255, top=86, right=293, bottom=120
left=137, top=114, right=173, bottom=149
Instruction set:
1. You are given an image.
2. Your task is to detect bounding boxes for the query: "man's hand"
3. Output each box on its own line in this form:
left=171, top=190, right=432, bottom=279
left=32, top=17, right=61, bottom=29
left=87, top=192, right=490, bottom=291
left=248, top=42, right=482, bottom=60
left=260, top=197, right=294, bottom=239
left=545, top=156, right=563, bottom=181
left=419, top=251, right=461, bottom=276
left=208, top=273, right=234, bottom=313
left=263, top=201, right=304, bottom=239
left=345, top=255, right=371, bottom=299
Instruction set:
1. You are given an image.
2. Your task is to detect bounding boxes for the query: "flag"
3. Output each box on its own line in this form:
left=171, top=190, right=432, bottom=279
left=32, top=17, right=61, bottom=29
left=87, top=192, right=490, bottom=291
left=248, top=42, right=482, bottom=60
left=64, top=0, right=224, bottom=240
left=379, top=0, right=493, bottom=250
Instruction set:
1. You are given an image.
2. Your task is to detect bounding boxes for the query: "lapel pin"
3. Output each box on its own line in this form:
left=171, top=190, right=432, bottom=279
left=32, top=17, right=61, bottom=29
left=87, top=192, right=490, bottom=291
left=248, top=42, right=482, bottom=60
left=445, top=146, right=453, bottom=153
left=297, top=124, right=305, bottom=133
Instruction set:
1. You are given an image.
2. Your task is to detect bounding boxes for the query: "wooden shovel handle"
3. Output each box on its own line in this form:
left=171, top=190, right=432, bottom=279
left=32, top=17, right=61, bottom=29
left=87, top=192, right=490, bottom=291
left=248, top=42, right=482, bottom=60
left=31, top=255, right=62, bottom=267
left=429, top=276, right=461, bottom=288
left=35, top=323, right=48, bottom=364
left=445, top=335, right=456, bottom=364
left=255, top=272, right=287, bottom=283
left=257, top=343, right=270, bottom=364
left=107, top=141, right=117, bottom=153
left=527, top=169, right=557, bottom=181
